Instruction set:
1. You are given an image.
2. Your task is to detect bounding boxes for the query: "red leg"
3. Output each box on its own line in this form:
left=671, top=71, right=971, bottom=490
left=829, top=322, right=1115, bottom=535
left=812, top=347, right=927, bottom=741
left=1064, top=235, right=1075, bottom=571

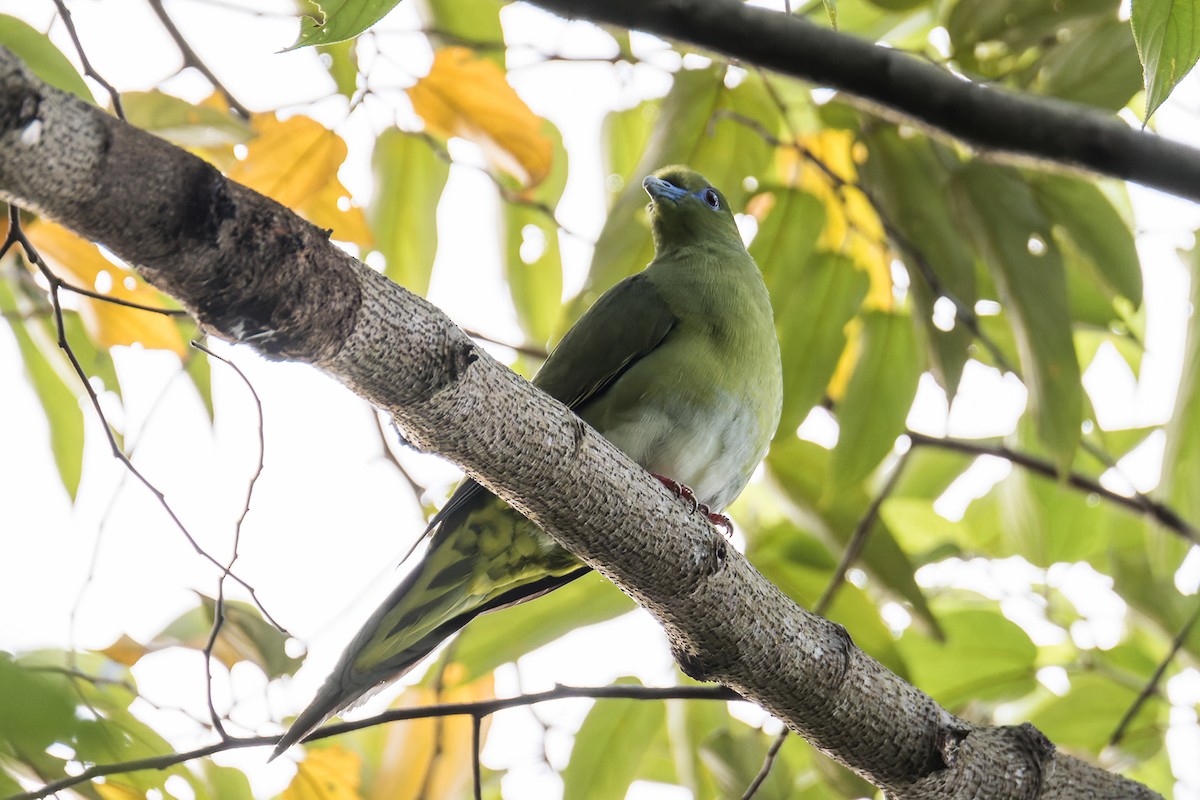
left=652, top=473, right=698, bottom=512
left=698, top=504, right=733, bottom=537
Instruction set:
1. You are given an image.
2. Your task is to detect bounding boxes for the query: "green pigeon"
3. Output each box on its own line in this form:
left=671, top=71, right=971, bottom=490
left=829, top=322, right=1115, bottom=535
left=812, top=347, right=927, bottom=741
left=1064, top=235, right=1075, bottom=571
left=271, top=166, right=783, bottom=758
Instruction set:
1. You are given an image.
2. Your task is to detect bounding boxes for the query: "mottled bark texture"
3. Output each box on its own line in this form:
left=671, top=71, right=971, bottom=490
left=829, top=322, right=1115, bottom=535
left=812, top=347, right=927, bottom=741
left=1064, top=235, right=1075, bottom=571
left=0, top=47, right=1161, bottom=800
left=530, top=0, right=1200, bottom=204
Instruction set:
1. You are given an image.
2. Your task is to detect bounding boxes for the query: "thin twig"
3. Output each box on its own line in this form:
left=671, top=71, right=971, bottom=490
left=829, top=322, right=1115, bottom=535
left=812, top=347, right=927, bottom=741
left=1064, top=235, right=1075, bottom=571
left=191, top=341, right=271, bottom=736
left=906, top=431, right=1200, bottom=544
left=50, top=0, right=125, bottom=119
left=741, top=728, right=789, bottom=800
left=13, top=684, right=737, bottom=800
left=373, top=410, right=428, bottom=504
left=464, top=327, right=550, bottom=360
left=55, top=273, right=189, bottom=316
left=7, top=209, right=285, bottom=628
left=814, top=448, right=913, bottom=616
left=146, top=0, right=252, bottom=118
left=472, top=713, right=484, bottom=800
left=1108, top=599, right=1200, bottom=747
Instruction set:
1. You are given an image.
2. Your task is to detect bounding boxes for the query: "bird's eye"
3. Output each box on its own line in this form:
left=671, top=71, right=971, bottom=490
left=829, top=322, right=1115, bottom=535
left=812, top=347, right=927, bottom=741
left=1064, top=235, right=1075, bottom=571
left=702, top=189, right=720, bottom=209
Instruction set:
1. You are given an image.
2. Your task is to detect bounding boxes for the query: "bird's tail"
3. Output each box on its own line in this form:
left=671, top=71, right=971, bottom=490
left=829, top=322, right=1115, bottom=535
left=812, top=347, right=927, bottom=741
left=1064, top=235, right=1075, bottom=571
left=269, top=549, right=587, bottom=760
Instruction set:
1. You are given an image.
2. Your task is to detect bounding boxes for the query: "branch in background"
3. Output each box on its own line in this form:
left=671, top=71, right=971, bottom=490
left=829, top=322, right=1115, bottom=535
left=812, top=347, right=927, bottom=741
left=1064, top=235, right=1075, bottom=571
left=9, top=684, right=738, bottom=800
left=50, top=0, right=125, bottom=119
left=1108, top=599, right=1200, bottom=747
left=905, top=431, right=1200, bottom=544
left=146, top=0, right=252, bottom=118
left=530, top=0, right=1200, bottom=204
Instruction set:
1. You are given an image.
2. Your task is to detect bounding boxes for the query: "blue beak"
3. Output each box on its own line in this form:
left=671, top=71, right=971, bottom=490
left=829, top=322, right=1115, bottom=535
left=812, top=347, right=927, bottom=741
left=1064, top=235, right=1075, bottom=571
left=643, top=175, right=688, bottom=203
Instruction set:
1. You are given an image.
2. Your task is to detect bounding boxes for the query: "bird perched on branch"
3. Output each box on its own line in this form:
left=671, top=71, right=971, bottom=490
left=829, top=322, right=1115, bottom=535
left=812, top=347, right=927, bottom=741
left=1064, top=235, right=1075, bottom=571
left=271, top=166, right=783, bottom=759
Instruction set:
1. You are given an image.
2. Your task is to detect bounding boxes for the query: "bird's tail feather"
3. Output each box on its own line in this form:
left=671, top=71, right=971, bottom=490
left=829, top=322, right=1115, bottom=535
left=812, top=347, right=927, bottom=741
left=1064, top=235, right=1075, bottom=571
left=269, top=565, right=589, bottom=760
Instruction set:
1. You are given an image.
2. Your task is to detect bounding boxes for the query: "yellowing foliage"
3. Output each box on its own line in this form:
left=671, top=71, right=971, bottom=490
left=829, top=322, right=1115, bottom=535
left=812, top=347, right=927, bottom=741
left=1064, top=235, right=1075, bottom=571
left=282, top=746, right=363, bottom=800
left=779, top=130, right=891, bottom=311
left=408, top=47, right=553, bottom=188
left=367, top=671, right=494, bottom=800
left=23, top=220, right=186, bottom=356
left=228, top=114, right=372, bottom=247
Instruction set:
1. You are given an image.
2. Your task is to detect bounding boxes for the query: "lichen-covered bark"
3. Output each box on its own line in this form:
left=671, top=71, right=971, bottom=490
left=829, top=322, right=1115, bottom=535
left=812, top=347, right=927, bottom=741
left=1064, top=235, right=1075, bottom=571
left=0, top=47, right=1161, bottom=799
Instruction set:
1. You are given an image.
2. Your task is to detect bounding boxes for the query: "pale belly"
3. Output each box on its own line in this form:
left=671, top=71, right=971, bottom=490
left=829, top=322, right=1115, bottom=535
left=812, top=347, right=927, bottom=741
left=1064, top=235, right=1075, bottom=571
left=596, top=393, right=767, bottom=512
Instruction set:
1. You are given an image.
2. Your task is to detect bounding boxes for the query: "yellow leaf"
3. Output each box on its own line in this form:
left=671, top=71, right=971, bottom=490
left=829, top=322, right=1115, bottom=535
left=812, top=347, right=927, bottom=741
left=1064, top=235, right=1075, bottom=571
left=367, top=672, right=494, bottom=800
left=779, top=130, right=892, bottom=310
left=95, top=783, right=146, bottom=800
left=826, top=316, right=862, bottom=403
left=97, top=634, right=150, bottom=667
left=282, top=746, right=362, bottom=800
left=24, top=220, right=186, bottom=356
left=408, top=47, right=552, bottom=188
left=228, top=114, right=371, bottom=247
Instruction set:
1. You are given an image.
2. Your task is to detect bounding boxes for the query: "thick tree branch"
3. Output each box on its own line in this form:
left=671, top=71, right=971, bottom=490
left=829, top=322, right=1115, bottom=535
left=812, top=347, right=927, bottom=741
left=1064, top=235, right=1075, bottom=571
left=528, top=0, right=1200, bottom=204
left=0, top=48, right=1158, bottom=799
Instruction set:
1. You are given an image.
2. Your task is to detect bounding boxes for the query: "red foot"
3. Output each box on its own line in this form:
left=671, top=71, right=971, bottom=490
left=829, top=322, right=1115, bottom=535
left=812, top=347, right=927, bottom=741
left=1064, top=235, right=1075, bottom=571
left=652, top=474, right=733, bottom=536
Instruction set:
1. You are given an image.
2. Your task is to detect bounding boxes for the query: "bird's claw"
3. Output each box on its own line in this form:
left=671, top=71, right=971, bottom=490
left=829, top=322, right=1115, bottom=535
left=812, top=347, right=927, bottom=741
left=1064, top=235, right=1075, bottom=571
left=653, top=474, right=732, bottom=535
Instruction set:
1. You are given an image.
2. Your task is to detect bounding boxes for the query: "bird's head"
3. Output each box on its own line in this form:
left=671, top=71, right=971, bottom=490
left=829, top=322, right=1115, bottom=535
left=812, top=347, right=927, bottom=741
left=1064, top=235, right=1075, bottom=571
left=643, top=166, right=743, bottom=252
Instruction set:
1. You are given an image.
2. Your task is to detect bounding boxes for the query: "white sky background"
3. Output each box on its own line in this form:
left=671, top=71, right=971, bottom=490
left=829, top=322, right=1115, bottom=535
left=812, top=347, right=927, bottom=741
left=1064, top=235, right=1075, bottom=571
left=0, top=0, right=1199, bottom=797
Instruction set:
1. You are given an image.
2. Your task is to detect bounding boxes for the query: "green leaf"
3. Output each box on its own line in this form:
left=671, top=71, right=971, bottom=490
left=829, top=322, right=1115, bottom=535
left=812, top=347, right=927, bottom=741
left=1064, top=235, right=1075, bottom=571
left=562, top=677, right=666, bottom=800
left=880, top=497, right=974, bottom=562
left=502, top=120, right=567, bottom=346
left=0, top=655, right=78, bottom=751
left=896, top=608, right=1037, bottom=708
left=601, top=100, right=657, bottom=205
left=437, top=573, right=635, bottom=686
left=1031, top=175, right=1142, bottom=307
left=1033, top=16, right=1143, bottom=110
left=951, top=164, right=1082, bottom=473
left=122, top=90, right=252, bottom=147
left=0, top=15, right=94, bottom=102
left=1160, top=245, right=1200, bottom=530
left=822, top=0, right=838, bottom=28
left=766, top=437, right=939, bottom=635
left=860, top=127, right=974, bottom=399
left=319, top=38, right=360, bottom=98
left=0, top=277, right=84, bottom=499
left=771, top=252, right=868, bottom=437
left=368, top=129, right=449, bottom=297
left=830, top=310, right=921, bottom=489
left=293, top=0, right=400, bottom=48
left=1031, top=672, right=1164, bottom=754
left=1132, top=0, right=1200, bottom=120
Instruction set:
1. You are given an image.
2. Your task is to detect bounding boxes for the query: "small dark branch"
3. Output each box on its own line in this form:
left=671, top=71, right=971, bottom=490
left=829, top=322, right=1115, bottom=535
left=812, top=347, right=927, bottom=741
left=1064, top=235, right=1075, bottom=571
left=741, top=728, right=789, bottom=800
left=7, top=213, right=285, bottom=628
left=145, top=0, right=252, bottom=118
left=906, top=432, right=1200, bottom=544
left=57, top=274, right=189, bottom=316
left=1109, top=599, right=1200, bottom=747
left=200, top=584, right=229, bottom=739
left=529, top=0, right=1200, bottom=204
left=471, top=713, right=484, bottom=800
left=190, top=340, right=271, bottom=734
left=310, top=683, right=741, bottom=743
left=463, top=327, right=550, bottom=361
left=373, top=410, right=427, bottom=504
left=50, top=0, right=125, bottom=119
left=12, top=684, right=737, bottom=800
left=815, top=448, right=912, bottom=616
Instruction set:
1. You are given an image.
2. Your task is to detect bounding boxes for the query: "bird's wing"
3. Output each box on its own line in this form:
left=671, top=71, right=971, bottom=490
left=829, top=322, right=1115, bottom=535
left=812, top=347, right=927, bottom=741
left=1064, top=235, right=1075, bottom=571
left=532, top=271, right=678, bottom=410
left=414, top=272, right=677, bottom=549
